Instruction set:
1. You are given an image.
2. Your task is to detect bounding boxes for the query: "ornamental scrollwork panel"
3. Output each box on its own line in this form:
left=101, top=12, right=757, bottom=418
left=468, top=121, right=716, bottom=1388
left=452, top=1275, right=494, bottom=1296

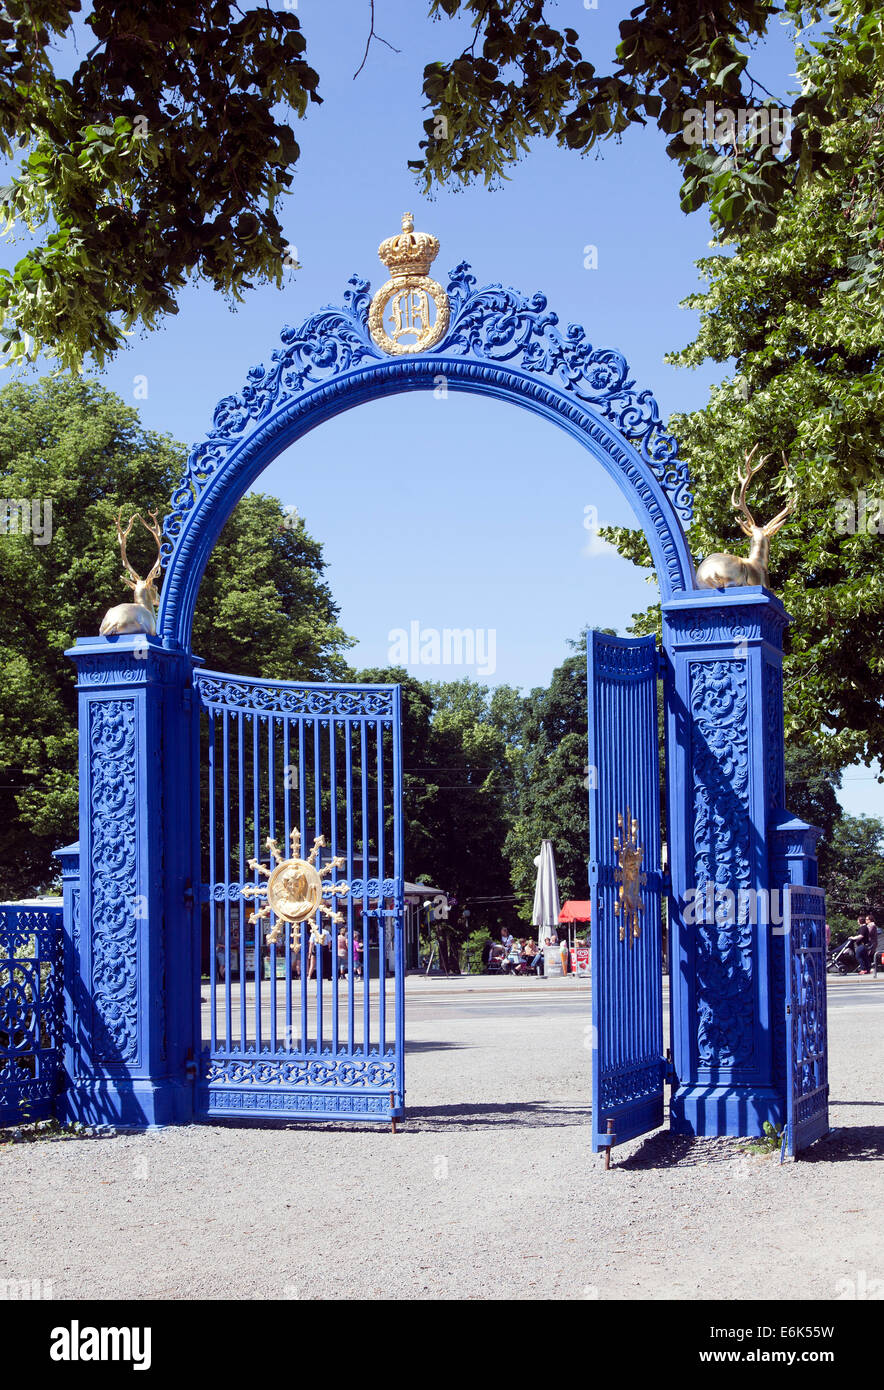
left=88, top=699, right=139, bottom=1065
left=765, top=661, right=786, bottom=812
left=202, top=1089, right=390, bottom=1115
left=194, top=671, right=395, bottom=720
left=689, top=660, right=755, bottom=1070
left=203, top=1052, right=396, bottom=1089
left=161, top=263, right=692, bottom=569
left=443, top=263, right=690, bottom=521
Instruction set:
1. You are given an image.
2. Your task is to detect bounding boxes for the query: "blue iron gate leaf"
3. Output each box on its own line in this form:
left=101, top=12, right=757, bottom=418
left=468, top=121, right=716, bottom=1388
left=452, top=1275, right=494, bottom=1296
left=588, top=632, right=665, bottom=1153
left=0, top=904, right=64, bottom=1126
left=194, top=671, right=404, bottom=1123
left=784, top=885, right=828, bottom=1157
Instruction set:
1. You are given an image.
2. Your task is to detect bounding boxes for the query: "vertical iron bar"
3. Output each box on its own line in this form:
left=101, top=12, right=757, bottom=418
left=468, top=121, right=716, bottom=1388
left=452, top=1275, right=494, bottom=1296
left=392, top=687, right=405, bottom=1111
left=298, top=719, right=307, bottom=1052
left=222, top=709, right=232, bottom=1052
left=253, top=712, right=262, bottom=1055
left=314, top=718, right=323, bottom=1051
left=238, top=711, right=247, bottom=1051
left=361, top=720, right=370, bottom=1058
left=376, top=717, right=386, bottom=1056
left=207, top=706, right=217, bottom=1055
left=267, top=714, right=276, bottom=1055
left=346, top=720, right=355, bottom=1054
left=329, top=715, right=339, bottom=1056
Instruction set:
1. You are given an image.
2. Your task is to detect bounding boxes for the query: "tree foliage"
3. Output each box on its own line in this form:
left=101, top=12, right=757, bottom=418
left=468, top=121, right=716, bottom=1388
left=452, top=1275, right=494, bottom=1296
left=0, top=374, right=351, bottom=896
left=608, top=24, right=884, bottom=766
left=4, top=1, right=883, bottom=369
left=0, top=1, right=320, bottom=369
left=822, top=813, right=884, bottom=939
left=503, top=633, right=589, bottom=916
left=415, top=1, right=884, bottom=285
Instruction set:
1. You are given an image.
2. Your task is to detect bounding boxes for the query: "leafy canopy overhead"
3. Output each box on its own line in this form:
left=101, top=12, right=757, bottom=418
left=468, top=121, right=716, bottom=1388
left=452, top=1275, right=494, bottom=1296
left=0, top=1, right=320, bottom=369
left=415, top=0, right=884, bottom=272
left=2, top=1, right=881, bottom=369
left=606, top=25, right=884, bottom=767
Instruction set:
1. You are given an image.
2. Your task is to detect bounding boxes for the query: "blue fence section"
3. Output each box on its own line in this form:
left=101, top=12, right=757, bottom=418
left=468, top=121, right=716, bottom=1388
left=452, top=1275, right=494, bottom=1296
left=0, top=904, right=64, bottom=1126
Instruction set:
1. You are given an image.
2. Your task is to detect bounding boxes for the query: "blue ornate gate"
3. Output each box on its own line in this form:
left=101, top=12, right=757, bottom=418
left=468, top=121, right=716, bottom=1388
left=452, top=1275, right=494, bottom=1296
left=783, top=884, right=828, bottom=1156
left=588, top=632, right=666, bottom=1153
left=58, top=223, right=827, bottom=1136
left=195, top=670, right=405, bottom=1123
left=0, top=904, right=63, bottom=1125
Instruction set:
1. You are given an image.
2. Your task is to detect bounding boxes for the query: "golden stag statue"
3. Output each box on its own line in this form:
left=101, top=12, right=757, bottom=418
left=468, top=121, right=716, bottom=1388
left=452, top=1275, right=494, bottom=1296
left=99, top=509, right=163, bottom=636
left=696, top=447, right=796, bottom=590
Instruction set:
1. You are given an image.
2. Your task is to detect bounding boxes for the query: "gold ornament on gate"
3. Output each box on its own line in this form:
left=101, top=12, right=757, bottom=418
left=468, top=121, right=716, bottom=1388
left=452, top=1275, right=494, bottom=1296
left=242, top=830, right=350, bottom=952
left=613, top=809, right=646, bottom=947
left=368, top=212, right=450, bottom=354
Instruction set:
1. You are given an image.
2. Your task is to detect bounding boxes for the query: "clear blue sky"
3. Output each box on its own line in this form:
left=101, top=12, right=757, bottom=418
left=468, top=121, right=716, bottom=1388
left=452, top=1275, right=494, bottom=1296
left=6, top=1, right=880, bottom=816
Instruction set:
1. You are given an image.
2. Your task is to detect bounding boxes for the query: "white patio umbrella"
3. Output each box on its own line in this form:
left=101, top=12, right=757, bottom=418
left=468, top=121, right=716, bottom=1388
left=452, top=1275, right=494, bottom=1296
left=531, top=839, right=561, bottom=945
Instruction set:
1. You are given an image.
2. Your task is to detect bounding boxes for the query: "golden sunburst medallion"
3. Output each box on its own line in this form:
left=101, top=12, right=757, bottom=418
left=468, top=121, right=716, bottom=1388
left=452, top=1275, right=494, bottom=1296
left=613, top=809, right=647, bottom=947
left=368, top=212, right=450, bottom=355
left=242, top=830, right=350, bottom=951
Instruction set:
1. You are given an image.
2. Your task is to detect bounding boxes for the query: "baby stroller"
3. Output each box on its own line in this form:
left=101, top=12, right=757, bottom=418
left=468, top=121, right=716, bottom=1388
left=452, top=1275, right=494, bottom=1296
left=826, top=939, right=861, bottom=974
left=483, top=942, right=507, bottom=975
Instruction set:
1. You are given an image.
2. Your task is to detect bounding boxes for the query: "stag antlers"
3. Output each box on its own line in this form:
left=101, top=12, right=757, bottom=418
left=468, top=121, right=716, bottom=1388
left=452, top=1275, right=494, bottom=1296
left=116, top=507, right=163, bottom=592
left=99, top=508, right=164, bottom=636
left=696, top=447, right=796, bottom=591
left=731, top=444, right=797, bottom=539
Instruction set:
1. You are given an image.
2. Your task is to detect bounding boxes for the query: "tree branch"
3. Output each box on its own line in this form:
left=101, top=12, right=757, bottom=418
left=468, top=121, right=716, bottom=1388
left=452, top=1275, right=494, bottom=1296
left=354, top=0, right=401, bottom=80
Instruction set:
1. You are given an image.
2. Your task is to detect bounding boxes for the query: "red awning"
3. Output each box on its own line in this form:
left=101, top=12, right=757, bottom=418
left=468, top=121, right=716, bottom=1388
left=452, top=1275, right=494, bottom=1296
left=559, top=900, right=592, bottom=922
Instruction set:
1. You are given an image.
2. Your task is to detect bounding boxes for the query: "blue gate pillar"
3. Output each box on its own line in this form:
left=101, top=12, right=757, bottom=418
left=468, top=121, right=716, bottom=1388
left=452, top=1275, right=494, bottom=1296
left=63, top=635, right=197, bottom=1127
left=662, top=587, right=791, bottom=1136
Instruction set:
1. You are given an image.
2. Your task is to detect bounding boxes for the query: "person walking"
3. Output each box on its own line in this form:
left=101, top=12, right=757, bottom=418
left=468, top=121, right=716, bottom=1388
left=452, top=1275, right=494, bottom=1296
left=851, top=915, right=871, bottom=974
left=337, top=926, right=349, bottom=980
left=308, top=921, right=333, bottom=981
left=867, top=914, right=879, bottom=979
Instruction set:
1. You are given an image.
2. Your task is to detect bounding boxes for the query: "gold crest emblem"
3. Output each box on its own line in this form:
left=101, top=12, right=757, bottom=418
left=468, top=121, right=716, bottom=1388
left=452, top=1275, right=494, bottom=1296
left=242, top=830, right=350, bottom=952
left=368, top=212, right=450, bottom=355
left=613, top=809, right=647, bottom=946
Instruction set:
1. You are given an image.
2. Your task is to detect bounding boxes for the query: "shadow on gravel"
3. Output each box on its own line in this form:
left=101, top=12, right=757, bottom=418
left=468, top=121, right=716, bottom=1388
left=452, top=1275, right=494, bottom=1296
left=401, top=1101, right=588, bottom=1131
left=796, top=1125, right=884, bottom=1163
left=616, top=1131, right=747, bottom=1170
left=404, top=1041, right=466, bottom=1053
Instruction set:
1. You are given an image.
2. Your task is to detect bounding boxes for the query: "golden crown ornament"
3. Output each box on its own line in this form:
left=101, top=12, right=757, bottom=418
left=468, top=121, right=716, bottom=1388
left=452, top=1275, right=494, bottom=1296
left=368, top=212, right=450, bottom=355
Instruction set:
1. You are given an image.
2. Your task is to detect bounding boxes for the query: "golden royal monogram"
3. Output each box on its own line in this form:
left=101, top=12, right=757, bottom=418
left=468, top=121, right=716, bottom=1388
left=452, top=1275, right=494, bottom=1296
left=613, top=809, right=647, bottom=946
left=368, top=212, right=450, bottom=355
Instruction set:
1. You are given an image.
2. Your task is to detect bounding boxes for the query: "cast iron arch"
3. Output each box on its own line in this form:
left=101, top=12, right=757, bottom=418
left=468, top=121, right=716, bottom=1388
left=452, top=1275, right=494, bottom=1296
left=158, top=263, right=696, bottom=650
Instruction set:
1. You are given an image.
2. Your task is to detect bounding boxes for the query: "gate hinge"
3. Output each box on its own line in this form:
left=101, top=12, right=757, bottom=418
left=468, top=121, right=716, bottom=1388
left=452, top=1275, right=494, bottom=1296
left=184, top=1049, right=197, bottom=1082
left=663, top=1050, right=676, bottom=1084
left=182, top=687, right=193, bottom=715
left=656, top=648, right=667, bottom=677
left=183, top=878, right=194, bottom=913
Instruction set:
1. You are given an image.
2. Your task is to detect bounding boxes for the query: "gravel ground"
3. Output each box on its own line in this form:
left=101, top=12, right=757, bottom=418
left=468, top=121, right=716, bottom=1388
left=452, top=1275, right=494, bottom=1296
left=1, top=975, right=882, bottom=1301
